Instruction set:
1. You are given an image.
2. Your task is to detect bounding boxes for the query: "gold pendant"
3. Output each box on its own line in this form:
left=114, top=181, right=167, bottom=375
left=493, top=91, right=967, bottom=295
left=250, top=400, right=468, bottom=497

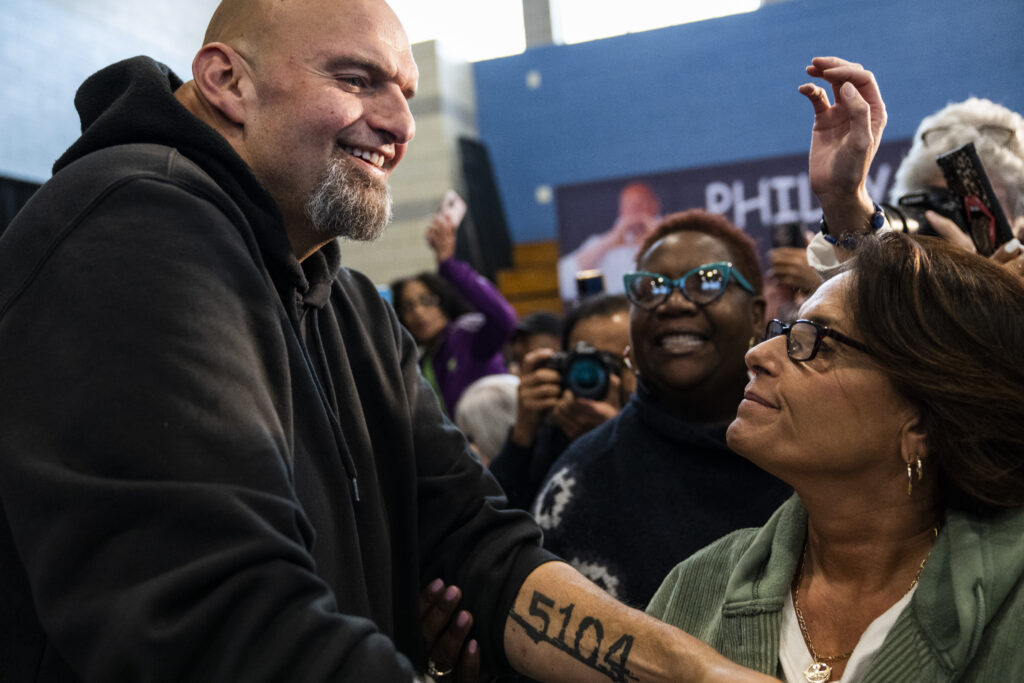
left=803, top=661, right=831, bottom=682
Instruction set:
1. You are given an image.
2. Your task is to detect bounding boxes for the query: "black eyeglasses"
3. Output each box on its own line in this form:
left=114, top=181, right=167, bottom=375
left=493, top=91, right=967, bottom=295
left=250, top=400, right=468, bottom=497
left=764, top=318, right=871, bottom=362
left=623, top=262, right=755, bottom=310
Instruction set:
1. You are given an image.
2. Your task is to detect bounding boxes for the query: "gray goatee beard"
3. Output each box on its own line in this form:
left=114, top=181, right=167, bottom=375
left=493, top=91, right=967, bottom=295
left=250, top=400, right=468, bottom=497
left=304, top=155, right=392, bottom=242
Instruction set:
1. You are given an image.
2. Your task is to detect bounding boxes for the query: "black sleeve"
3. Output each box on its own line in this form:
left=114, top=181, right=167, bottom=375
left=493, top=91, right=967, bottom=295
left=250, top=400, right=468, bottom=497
left=488, top=433, right=540, bottom=511
left=488, top=426, right=572, bottom=512
left=383, top=296, right=558, bottom=675
left=0, top=173, right=417, bottom=681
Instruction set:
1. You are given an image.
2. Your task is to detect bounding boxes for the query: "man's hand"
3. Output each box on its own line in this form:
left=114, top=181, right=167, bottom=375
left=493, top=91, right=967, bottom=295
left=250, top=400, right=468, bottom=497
left=577, top=214, right=658, bottom=271
left=927, top=210, right=1024, bottom=279
left=420, top=579, right=482, bottom=682
left=768, top=247, right=821, bottom=294
left=800, top=56, right=886, bottom=237
left=550, top=372, right=625, bottom=440
left=427, top=212, right=459, bottom=264
left=511, top=348, right=563, bottom=447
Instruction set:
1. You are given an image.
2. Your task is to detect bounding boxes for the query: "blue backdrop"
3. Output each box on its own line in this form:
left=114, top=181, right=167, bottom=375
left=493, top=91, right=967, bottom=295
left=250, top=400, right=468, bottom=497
left=474, top=0, right=1024, bottom=245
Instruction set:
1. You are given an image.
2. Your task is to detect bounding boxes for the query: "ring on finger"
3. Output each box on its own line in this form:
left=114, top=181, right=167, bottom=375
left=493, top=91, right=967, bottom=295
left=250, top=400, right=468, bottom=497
left=427, top=659, right=454, bottom=679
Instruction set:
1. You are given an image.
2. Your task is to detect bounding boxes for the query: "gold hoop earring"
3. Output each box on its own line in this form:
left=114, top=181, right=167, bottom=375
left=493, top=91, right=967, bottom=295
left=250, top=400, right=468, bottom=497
left=906, top=458, right=923, bottom=496
left=747, top=334, right=759, bottom=350
left=622, top=345, right=635, bottom=373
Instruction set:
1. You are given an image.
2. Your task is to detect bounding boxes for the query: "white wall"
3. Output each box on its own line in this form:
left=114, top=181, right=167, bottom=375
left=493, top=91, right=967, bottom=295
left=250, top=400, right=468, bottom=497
left=0, top=0, right=217, bottom=181
left=0, top=0, right=471, bottom=285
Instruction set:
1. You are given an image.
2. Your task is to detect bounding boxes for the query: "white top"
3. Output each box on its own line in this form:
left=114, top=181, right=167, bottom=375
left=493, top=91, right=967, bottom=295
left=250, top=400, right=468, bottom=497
left=805, top=219, right=895, bottom=278
left=779, top=584, right=917, bottom=683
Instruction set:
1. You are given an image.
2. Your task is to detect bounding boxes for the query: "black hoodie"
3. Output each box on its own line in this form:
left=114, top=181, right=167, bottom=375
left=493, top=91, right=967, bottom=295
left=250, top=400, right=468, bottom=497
left=0, top=57, right=552, bottom=682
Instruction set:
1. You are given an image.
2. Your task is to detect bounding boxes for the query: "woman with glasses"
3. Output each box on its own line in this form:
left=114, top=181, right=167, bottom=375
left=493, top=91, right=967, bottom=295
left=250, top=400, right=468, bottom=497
left=648, top=232, right=1024, bottom=681
left=530, top=208, right=790, bottom=608
left=390, top=207, right=518, bottom=416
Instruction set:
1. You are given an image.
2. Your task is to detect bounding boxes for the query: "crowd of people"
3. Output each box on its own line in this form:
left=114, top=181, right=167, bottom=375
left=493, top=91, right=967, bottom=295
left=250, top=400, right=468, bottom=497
left=1, top=1, right=1023, bottom=681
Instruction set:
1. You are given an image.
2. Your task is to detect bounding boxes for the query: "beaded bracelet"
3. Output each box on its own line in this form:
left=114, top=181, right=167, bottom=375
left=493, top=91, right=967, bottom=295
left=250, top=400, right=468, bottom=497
left=820, top=202, right=885, bottom=246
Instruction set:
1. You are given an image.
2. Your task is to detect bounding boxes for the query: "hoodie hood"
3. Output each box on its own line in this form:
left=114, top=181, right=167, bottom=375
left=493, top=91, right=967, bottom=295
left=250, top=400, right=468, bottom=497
left=55, top=56, right=339, bottom=307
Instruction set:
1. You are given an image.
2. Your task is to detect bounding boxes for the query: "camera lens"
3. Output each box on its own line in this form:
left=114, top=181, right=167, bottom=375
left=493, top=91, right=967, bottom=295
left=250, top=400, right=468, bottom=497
left=565, top=356, right=609, bottom=400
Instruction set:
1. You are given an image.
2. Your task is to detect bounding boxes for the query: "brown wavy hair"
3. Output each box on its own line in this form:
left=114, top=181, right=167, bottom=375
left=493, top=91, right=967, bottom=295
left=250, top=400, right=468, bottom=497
left=636, top=209, right=764, bottom=295
left=846, top=232, right=1024, bottom=512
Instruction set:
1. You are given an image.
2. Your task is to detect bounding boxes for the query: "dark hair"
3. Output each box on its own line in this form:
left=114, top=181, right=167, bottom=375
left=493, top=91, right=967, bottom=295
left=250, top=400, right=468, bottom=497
left=390, top=272, right=473, bottom=323
left=847, top=233, right=1024, bottom=512
left=560, top=293, right=629, bottom=350
left=513, top=311, right=563, bottom=342
left=636, top=209, right=764, bottom=295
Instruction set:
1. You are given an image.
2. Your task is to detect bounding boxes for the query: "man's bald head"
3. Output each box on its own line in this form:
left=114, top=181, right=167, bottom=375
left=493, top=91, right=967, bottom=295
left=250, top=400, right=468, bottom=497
left=183, top=0, right=417, bottom=259
left=203, top=0, right=270, bottom=49
left=202, top=0, right=407, bottom=63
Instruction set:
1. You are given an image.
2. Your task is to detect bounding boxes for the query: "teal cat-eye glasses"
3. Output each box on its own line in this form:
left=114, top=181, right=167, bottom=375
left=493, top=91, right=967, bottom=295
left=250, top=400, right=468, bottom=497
left=623, top=262, right=755, bottom=310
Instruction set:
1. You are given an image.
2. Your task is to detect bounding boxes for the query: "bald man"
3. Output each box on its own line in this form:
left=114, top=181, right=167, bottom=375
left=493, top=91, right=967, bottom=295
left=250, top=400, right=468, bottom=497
left=0, top=2, right=772, bottom=681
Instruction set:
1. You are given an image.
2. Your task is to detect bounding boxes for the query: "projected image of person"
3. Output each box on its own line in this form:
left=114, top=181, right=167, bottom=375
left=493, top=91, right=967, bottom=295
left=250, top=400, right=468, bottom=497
left=557, top=182, right=662, bottom=301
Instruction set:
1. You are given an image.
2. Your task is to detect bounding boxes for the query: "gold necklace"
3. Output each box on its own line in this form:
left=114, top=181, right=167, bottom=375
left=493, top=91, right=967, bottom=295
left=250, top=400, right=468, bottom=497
left=791, top=524, right=940, bottom=683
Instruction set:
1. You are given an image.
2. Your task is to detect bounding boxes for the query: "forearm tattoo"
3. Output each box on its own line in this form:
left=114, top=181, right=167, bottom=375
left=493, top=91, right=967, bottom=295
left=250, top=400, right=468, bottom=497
left=509, top=590, right=639, bottom=682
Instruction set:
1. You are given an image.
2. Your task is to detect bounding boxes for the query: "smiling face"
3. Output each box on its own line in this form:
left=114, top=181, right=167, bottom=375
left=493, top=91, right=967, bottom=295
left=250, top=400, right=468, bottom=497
left=630, top=231, right=764, bottom=421
left=728, top=273, right=917, bottom=489
left=231, top=0, right=418, bottom=251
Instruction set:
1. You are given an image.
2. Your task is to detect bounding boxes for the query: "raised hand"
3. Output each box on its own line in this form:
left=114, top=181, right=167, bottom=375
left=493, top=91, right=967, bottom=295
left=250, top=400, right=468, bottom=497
left=427, top=211, right=459, bottom=263
left=800, top=56, right=886, bottom=236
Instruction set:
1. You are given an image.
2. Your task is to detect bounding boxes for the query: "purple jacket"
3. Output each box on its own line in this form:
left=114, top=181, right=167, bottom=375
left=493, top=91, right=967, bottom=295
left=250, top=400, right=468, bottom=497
left=430, top=258, right=518, bottom=415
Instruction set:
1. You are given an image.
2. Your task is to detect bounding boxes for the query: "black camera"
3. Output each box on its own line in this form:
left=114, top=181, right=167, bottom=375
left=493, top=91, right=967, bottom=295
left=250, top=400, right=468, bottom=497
left=541, top=341, right=623, bottom=400
left=881, top=143, right=1014, bottom=256
left=879, top=188, right=965, bottom=239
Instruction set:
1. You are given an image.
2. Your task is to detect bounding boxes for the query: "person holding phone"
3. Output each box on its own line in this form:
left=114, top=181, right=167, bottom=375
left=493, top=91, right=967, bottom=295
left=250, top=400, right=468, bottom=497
left=489, top=294, right=635, bottom=511
left=391, top=191, right=519, bottom=415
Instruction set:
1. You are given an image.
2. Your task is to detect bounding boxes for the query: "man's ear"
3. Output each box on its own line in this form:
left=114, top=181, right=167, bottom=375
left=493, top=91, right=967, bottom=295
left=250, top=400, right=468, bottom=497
left=191, top=42, right=254, bottom=126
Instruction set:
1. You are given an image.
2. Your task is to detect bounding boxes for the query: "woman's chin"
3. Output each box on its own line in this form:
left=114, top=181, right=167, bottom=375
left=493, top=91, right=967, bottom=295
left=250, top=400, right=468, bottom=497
left=725, top=417, right=757, bottom=456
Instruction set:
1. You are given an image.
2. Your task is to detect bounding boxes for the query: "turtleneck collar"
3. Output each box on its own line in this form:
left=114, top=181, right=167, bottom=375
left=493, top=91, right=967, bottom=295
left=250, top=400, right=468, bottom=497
left=630, top=377, right=732, bottom=451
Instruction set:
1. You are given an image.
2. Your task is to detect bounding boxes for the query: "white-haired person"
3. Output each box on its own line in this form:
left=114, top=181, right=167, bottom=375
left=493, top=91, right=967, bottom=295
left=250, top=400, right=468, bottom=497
left=453, top=373, right=520, bottom=467
left=889, top=96, right=1024, bottom=238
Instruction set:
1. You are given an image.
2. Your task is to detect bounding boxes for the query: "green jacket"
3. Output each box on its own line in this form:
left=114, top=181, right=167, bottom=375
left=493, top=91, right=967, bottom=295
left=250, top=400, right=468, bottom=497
left=647, top=495, right=1024, bottom=681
